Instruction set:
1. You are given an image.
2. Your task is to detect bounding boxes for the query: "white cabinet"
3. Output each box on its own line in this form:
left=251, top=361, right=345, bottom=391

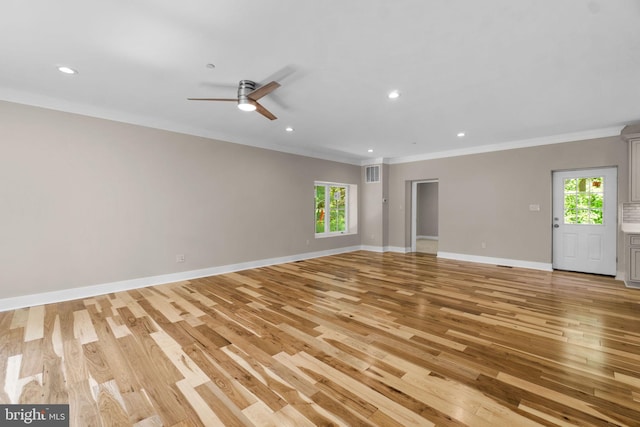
left=622, top=125, right=640, bottom=202
left=626, top=234, right=640, bottom=287
left=630, top=247, right=640, bottom=282
left=629, top=139, right=640, bottom=202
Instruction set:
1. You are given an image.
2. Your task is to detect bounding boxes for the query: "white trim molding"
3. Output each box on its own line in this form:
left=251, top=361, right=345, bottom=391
left=360, top=245, right=385, bottom=253
left=437, top=252, right=553, bottom=272
left=388, top=127, right=623, bottom=165
left=386, top=246, right=411, bottom=253
left=359, top=245, right=409, bottom=253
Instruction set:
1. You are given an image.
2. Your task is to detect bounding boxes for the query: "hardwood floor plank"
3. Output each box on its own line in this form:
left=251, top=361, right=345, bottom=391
left=497, top=371, right=630, bottom=425
left=24, top=305, right=45, bottom=342
left=116, top=333, right=189, bottom=425
left=175, top=378, right=220, bottom=426
left=19, top=338, right=43, bottom=378
left=121, top=389, right=159, bottom=425
left=291, top=350, right=435, bottom=426
left=66, top=379, right=100, bottom=427
left=194, top=381, right=254, bottom=427
left=185, top=344, right=255, bottom=410
left=94, top=380, right=131, bottom=426
left=9, top=308, right=28, bottom=331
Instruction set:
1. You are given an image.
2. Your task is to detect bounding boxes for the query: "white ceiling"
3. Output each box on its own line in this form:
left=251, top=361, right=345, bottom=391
left=2, top=0, right=640, bottom=165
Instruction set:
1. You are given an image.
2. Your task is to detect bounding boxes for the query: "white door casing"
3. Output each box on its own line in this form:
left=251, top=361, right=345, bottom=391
left=552, top=168, right=617, bottom=275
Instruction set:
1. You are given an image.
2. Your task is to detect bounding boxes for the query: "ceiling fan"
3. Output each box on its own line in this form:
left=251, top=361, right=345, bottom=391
left=188, top=80, right=281, bottom=120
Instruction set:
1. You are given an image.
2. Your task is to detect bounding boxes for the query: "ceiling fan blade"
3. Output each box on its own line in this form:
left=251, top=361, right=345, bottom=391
left=187, top=98, right=236, bottom=101
left=247, top=81, right=280, bottom=101
left=254, top=101, right=277, bottom=120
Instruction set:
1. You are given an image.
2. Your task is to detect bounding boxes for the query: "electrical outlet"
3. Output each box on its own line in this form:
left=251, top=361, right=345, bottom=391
left=481, top=242, right=487, bottom=249
left=176, top=254, right=185, bottom=263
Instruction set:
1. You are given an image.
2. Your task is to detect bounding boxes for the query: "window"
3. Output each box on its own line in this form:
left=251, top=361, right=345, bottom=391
left=563, top=177, right=604, bottom=224
left=315, top=182, right=348, bottom=235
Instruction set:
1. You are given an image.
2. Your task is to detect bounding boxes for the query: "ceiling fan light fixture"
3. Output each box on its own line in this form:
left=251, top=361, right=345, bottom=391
left=237, top=98, right=256, bottom=112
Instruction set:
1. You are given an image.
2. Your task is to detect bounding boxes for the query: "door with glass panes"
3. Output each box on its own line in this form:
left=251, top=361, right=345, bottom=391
left=552, top=168, right=617, bottom=275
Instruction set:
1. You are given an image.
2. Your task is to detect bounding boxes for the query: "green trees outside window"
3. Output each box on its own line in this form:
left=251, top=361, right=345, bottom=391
left=563, top=177, right=603, bottom=225
left=315, top=183, right=347, bottom=234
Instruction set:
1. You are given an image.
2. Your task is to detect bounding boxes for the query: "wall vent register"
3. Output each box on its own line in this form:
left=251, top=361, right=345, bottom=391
left=365, top=165, right=380, bottom=183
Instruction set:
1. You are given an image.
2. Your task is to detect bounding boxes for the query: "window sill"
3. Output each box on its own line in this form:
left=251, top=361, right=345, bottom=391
left=315, top=231, right=356, bottom=239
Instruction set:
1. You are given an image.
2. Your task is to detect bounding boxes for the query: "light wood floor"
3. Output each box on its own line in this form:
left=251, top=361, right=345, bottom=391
left=2, top=251, right=640, bottom=426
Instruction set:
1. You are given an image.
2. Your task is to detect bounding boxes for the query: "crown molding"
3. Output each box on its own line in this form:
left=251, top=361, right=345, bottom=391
left=387, top=127, right=623, bottom=165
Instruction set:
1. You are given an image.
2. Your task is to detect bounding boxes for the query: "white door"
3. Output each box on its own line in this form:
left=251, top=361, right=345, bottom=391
left=552, top=168, right=617, bottom=275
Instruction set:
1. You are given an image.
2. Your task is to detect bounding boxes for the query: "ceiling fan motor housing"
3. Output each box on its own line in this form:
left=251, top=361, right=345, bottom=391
left=238, top=80, right=257, bottom=99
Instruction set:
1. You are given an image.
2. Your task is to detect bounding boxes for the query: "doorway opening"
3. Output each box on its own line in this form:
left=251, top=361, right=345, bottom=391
left=411, top=180, right=439, bottom=253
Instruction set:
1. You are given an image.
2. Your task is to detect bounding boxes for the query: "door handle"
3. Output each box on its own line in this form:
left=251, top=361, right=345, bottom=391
left=553, top=224, right=559, bottom=228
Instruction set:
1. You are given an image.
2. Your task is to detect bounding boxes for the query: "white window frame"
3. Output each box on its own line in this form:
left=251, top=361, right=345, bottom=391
left=315, top=181, right=353, bottom=237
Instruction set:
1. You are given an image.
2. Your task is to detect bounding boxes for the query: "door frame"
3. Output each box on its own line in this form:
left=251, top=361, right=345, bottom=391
left=551, top=166, right=617, bottom=275
left=411, top=179, right=438, bottom=252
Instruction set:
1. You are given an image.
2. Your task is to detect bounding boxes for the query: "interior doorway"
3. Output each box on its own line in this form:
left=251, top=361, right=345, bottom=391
left=411, top=180, right=439, bottom=253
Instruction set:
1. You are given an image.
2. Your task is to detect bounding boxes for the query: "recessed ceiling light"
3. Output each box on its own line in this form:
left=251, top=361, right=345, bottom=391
left=57, top=66, right=77, bottom=75
left=368, top=149, right=374, bottom=153
left=285, top=127, right=294, bottom=132
left=388, top=90, right=400, bottom=99
left=457, top=132, right=466, bottom=137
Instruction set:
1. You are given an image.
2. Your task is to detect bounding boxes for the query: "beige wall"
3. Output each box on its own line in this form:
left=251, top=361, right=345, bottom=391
left=1, top=99, right=629, bottom=301
left=360, top=167, right=383, bottom=247
left=388, top=136, right=628, bottom=265
left=361, top=164, right=390, bottom=248
left=0, top=101, right=360, bottom=298
left=382, top=164, right=390, bottom=247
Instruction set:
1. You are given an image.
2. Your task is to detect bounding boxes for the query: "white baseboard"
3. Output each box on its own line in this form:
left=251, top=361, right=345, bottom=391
left=618, top=271, right=640, bottom=287
left=0, top=246, right=362, bottom=312
left=360, top=245, right=385, bottom=253
left=437, top=252, right=553, bottom=272
left=360, top=245, right=410, bottom=253
left=386, top=246, right=411, bottom=253
left=417, top=235, right=439, bottom=240
left=0, top=246, right=557, bottom=312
